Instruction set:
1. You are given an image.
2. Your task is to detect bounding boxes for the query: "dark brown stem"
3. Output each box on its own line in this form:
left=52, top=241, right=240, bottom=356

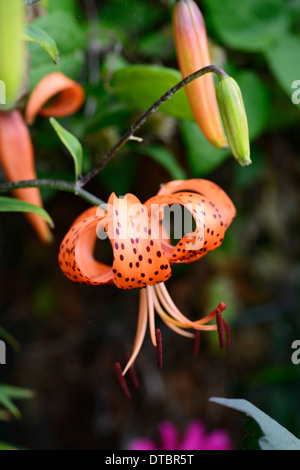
left=78, top=65, right=228, bottom=187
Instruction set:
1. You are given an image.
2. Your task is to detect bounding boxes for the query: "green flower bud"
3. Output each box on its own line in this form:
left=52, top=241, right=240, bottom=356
left=216, top=75, right=251, bottom=167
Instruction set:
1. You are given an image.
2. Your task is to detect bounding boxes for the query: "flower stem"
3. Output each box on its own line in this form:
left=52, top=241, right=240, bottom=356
left=0, top=178, right=107, bottom=209
left=78, top=64, right=228, bottom=187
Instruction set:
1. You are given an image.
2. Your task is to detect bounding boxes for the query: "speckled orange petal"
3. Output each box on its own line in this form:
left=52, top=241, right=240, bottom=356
left=58, top=207, right=113, bottom=286
left=25, top=72, right=85, bottom=125
left=145, top=191, right=227, bottom=264
left=0, top=110, right=52, bottom=243
left=107, top=193, right=172, bottom=289
left=156, top=179, right=236, bottom=228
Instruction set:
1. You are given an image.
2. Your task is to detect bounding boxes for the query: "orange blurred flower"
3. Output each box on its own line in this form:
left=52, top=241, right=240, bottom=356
left=0, top=72, right=85, bottom=243
left=173, top=0, right=227, bottom=149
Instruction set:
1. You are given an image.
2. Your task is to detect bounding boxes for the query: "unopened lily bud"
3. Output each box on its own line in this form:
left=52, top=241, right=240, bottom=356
left=216, top=76, right=251, bottom=167
left=173, top=0, right=227, bottom=149
left=0, top=0, right=25, bottom=110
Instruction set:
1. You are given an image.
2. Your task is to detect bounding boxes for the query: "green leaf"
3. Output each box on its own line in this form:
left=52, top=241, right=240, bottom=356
left=0, top=385, right=34, bottom=400
left=22, top=24, right=59, bottom=64
left=110, top=65, right=194, bottom=121
left=140, top=145, right=187, bottom=180
left=204, top=0, right=290, bottom=52
left=265, top=34, right=300, bottom=99
left=137, top=27, right=175, bottom=61
left=28, top=11, right=87, bottom=89
left=0, top=197, right=54, bottom=227
left=0, top=395, right=20, bottom=419
left=48, top=0, right=78, bottom=15
left=210, top=397, right=300, bottom=450
left=0, top=441, right=19, bottom=450
left=50, top=118, right=83, bottom=180
left=0, top=385, right=34, bottom=420
left=0, top=326, right=20, bottom=351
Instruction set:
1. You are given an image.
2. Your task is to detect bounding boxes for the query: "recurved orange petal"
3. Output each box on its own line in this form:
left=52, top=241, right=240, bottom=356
left=58, top=206, right=114, bottom=286
left=145, top=191, right=227, bottom=264
left=25, top=72, right=85, bottom=125
left=156, top=179, right=236, bottom=228
left=0, top=109, right=52, bottom=243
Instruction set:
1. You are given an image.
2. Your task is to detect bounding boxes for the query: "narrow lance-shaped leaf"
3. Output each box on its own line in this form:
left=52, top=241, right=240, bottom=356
left=50, top=117, right=83, bottom=180
left=0, top=196, right=54, bottom=228
left=0, top=394, right=21, bottom=419
left=0, top=385, right=34, bottom=420
left=0, top=442, right=19, bottom=450
left=22, top=24, right=60, bottom=65
left=0, top=385, right=34, bottom=400
left=210, top=397, right=300, bottom=450
left=0, top=326, right=20, bottom=351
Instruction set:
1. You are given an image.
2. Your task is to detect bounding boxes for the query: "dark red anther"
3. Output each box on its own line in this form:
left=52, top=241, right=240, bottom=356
left=216, top=308, right=225, bottom=349
left=192, top=329, right=201, bottom=358
left=223, top=319, right=231, bottom=349
left=114, top=362, right=131, bottom=399
left=125, top=353, right=140, bottom=389
left=155, top=329, right=163, bottom=369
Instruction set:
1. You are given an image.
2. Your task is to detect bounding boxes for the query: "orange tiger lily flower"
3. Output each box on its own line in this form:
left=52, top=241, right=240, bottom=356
left=58, top=180, right=235, bottom=397
left=0, top=72, right=85, bottom=243
left=173, top=0, right=227, bottom=148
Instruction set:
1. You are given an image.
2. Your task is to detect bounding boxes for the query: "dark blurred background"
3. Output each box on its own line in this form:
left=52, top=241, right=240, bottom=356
left=1, top=0, right=300, bottom=450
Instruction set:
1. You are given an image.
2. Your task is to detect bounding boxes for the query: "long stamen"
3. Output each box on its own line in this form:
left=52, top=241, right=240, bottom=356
left=147, top=286, right=157, bottom=347
left=164, top=320, right=195, bottom=338
left=193, top=302, right=227, bottom=327
left=122, top=289, right=148, bottom=376
left=115, top=362, right=131, bottom=399
left=152, top=289, right=189, bottom=328
left=155, top=284, right=219, bottom=331
left=155, top=329, right=163, bottom=369
left=157, top=283, right=195, bottom=326
left=155, top=284, right=198, bottom=328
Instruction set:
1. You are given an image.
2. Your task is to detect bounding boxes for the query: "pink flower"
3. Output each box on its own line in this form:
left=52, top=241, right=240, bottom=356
left=128, top=420, right=233, bottom=451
